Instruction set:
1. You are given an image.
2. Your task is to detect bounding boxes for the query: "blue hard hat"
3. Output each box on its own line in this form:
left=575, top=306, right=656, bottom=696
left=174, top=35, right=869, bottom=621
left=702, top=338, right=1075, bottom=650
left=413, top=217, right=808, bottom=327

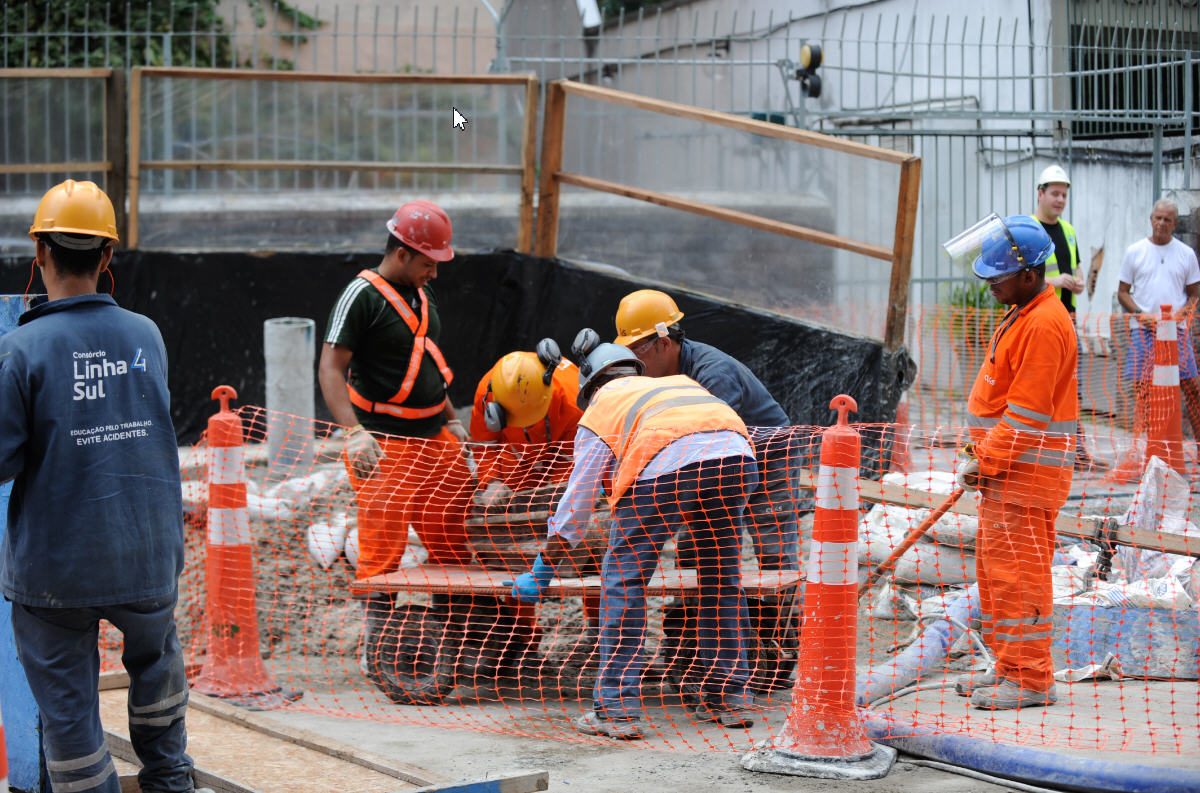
left=972, top=215, right=1054, bottom=280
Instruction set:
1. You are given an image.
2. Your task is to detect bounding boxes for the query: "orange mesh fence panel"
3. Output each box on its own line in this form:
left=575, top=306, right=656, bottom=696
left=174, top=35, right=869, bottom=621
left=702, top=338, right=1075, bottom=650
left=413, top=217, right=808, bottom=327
left=103, top=389, right=1199, bottom=756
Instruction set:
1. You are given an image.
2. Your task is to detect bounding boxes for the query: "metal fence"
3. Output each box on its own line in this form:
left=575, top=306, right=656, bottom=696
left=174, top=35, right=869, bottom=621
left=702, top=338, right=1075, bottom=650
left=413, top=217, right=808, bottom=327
left=2, top=2, right=1197, bottom=306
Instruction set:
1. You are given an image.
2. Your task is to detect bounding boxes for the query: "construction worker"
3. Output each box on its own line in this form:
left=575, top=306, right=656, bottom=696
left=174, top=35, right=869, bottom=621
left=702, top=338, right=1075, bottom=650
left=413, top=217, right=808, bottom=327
left=1117, top=198, right=1200, bottom=440
left=468, top=340, right=583, bottom=505
left=1032, top=164, right=1103, bottom=470
left=605, top=289, right=798, bottom=571
left=318, top=199, right=473, bottom=576
left=509, top=343, right=759, bottom=738
left=0, top=181, right=199, bottom=793
left=946, top=213, right=1077, bottom=710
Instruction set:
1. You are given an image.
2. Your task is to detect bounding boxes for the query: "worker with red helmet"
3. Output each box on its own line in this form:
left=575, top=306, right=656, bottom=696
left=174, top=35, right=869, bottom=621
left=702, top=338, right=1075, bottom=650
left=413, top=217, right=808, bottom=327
left=318, top=201, right=474, bottom=626
left=468, top=339, right=583, bottom=505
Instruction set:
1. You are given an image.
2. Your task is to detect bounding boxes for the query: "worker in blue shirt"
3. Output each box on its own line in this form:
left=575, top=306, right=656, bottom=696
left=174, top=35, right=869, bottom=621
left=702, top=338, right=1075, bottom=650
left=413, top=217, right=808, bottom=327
left=0, top=181, right=198, bottom=793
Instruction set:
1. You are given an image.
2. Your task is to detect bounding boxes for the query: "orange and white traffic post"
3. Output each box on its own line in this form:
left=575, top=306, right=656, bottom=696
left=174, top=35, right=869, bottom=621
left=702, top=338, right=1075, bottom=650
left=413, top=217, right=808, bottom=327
left=192, top=385, right=294, bottom=709
left=742, top=395, right=895, bottom=780
left=1108, top=305, right=1187, bottom=482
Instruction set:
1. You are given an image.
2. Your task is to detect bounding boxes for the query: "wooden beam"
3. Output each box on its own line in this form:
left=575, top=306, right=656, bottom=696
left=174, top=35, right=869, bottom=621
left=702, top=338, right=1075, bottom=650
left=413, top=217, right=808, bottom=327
left=106, top=68, right=128, bottom=248
left=127, top=67, right=143, bottom=249
left=407, top=771, right=550, bottom=793
left=884, top=157, right=922, bottom=351
left=794, top=471, right=1200, bottom=558
left=0, top=161, right=110, bottom=174
left=105, top=730, right=260, bottom=793
left=0, top=67, right=111, bottom=79
left=516, top=75, right=539, bottom=255
left=556, top=172, right=895, bottom=261
left=135, top=67, right=534, bottom=86
left=556, top=80, right=918, bottom=165
left=138, top=160, right=521, bottom=175
left=534, top=81, right=567, bottom=258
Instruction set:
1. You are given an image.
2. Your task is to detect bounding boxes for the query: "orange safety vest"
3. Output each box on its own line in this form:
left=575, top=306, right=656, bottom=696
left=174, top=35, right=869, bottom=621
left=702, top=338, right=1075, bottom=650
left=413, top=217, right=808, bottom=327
left=967, top=285, right=1078, bottom=508
left=345, top=269, right=454, bottom=420
left=579, top=374, right=749, bottom=507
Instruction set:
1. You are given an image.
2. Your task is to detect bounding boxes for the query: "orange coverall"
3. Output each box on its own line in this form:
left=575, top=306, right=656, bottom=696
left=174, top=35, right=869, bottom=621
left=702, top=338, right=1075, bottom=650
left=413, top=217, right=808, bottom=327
left=967, top=284, right=1078, bottom=692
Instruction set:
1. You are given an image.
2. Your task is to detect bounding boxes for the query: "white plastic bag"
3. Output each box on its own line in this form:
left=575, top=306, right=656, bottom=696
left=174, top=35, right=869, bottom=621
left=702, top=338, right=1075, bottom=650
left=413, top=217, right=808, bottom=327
left=306, top=512, right=350, bottom=570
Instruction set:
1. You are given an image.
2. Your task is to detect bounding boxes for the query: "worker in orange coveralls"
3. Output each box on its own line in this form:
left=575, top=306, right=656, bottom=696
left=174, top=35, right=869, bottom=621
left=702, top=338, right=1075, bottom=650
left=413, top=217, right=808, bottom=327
left=945, top=213, right=1078, bottom=710
left=318, top=200, right=473, bottom=581
left=468, top=340, right=583, bottom=507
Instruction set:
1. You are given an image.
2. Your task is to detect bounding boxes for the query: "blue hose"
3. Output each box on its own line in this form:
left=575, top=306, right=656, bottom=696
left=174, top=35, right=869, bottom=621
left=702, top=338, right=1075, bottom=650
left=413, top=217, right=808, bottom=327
left=856, top=584, right=980, bottom=707
left=864, top=710, right=1200, bottom=793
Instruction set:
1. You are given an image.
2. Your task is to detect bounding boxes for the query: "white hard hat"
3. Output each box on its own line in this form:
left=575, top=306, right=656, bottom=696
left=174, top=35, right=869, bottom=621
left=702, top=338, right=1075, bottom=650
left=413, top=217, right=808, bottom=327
left=1037, top=165, right=1070, bottom=188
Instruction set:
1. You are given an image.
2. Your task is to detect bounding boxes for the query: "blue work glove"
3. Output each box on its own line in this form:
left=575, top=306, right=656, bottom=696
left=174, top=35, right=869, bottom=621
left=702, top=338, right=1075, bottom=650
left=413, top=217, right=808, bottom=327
left=505, top=553, right=555, bottom=603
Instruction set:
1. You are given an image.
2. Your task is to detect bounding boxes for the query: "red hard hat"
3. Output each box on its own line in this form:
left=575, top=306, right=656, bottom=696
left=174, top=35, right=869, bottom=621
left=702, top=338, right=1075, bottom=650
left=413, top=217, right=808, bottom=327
left=386, top=200, right=454, bottom=261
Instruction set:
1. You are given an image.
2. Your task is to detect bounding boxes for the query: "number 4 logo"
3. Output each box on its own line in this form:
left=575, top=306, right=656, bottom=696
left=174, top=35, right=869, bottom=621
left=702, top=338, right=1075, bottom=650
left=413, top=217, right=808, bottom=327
left=132, top=347, right=147, bottom=371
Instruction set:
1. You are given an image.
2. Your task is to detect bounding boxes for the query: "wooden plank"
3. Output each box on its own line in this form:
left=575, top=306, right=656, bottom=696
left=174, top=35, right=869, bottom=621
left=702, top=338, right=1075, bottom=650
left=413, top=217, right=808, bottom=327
left=794, top=470, right=1200, bottom=558
left=407, top=771, right=549, bottom=793
left=0, top=67, right=111, bottom=78
left=534, top=81, right=566, bottom=257
left=556, top=80, right=917, bottom=165
left=556, top=172, right=895, bottom=262
left=0, top=161, right=110, bottom=174
left=106, top=68, right=128, bottom=247
left=99, top=689, right=425, bottom=793
left=516, top=75, right=539, bottom=255
left=105, top=729, right=260, bottom=793
left=127, top=67, right=143, bottom=248
left=138, top=160, right=522, bottom=175
left=351, top=563, right=801, bottom=598
left=884, top=156, right=921, bottom=352
left=135, top=67, right=533, bottom=86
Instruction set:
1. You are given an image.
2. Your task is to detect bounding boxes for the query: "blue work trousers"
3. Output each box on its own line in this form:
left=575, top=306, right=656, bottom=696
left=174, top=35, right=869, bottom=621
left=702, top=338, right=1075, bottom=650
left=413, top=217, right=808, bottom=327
left=594, top=456, right=758, bottom=719
left=11, top=594, right=194, bottom=793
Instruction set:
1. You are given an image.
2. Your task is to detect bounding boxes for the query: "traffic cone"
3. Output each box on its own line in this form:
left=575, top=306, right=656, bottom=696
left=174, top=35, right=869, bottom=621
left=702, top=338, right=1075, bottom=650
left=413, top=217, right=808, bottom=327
left=192, top=385, right=297, bottom=709
left=742, top=395, right=896, bottom=780
left=1107, top=306, right=1186, bottom=483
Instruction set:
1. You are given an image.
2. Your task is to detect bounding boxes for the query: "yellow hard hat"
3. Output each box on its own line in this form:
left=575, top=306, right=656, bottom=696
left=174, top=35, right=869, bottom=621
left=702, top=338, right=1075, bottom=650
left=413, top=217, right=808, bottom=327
left=490, top=351, right=554, bottom=428
left=613, top=289, right=684, bottom=346
left=28, top=179, right=119, bottom=243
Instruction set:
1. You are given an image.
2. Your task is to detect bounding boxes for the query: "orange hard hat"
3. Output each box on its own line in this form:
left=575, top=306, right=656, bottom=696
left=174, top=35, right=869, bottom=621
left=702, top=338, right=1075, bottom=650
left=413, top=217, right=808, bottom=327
left=29, top=179, right=118, bottom=242
left=386, top=200, right=454, bottom=262
left=613, top=289, right=684, bottom=346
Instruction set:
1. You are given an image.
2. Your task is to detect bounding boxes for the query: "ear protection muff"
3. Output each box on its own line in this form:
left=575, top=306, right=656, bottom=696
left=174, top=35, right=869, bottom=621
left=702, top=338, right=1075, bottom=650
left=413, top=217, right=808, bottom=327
left=483, top=381, right=506, bottom=432
left=535, top=337, right=562, bottom=385
left=571, top=327, right=600, bottom=361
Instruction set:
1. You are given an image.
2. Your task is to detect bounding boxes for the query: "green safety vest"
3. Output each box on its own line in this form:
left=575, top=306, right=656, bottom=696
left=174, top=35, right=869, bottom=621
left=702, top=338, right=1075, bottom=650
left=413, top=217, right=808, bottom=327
left=1031, top=215, right=1078, bottom=310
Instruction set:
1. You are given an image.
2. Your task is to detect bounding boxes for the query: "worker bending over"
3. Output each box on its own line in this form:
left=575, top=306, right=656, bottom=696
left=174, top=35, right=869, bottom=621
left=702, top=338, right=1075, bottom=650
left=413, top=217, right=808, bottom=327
left=946, top=213, right=1077, bottom=710
left=510, top=342, right=759, bottom=738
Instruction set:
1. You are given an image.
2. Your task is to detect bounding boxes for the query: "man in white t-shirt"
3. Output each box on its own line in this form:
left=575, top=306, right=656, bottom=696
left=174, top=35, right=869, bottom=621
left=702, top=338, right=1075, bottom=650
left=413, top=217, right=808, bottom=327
left=1117, top=198, right=1200, bottom=438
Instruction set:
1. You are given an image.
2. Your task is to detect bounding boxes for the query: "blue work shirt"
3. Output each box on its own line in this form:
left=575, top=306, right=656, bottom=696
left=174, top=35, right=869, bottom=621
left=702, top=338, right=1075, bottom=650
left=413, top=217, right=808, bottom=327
left=679, top=339, right=789, bottom=427
left=0, top=294, right=184, bottom=608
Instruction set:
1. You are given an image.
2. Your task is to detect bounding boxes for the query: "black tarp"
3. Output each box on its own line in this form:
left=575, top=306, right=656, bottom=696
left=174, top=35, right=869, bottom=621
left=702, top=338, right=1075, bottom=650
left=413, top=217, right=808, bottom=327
left=0, top=249, right=915, bottom=448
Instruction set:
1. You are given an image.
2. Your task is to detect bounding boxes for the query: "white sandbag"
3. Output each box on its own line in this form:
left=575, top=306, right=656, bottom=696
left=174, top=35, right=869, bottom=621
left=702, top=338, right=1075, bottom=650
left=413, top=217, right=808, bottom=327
left=891, top=543, right=977, bottom=587
left=307, top=517, right=349, bottom=570
left=858, top=503, right=926, bottom=564
left=344, top=525, right=359, bottom=568
left=245, top=491, right=296, bottom=521
left=879, top=471, right=980, bottom=547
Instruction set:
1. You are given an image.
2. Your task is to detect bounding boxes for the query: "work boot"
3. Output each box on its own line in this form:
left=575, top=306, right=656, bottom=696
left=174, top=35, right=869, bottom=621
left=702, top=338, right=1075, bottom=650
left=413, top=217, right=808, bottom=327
left=953, top=668, right=996, bottom=696
left=573, top=711, right=644, bottom=740
left=970, top=678, right=1057, bottom=710
left=685, top=699, right=760, bottom=729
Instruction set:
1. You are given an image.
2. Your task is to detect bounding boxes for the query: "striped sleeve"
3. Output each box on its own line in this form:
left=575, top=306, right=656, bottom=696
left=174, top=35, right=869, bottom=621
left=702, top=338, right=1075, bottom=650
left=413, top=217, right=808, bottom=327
left=324, top=277, right=371, bottom=347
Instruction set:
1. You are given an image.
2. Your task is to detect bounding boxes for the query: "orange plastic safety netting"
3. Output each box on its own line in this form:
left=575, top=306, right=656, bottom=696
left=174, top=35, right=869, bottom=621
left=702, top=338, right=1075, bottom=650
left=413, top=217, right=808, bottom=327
left=87, top=386, right=1200, bottom=756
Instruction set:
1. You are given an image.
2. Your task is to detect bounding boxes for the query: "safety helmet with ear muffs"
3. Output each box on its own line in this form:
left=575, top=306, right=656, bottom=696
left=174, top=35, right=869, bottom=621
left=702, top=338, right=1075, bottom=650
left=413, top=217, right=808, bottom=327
left=577, top=342, right=645, bottom=410
left=485, top=345, right=562, bottom=432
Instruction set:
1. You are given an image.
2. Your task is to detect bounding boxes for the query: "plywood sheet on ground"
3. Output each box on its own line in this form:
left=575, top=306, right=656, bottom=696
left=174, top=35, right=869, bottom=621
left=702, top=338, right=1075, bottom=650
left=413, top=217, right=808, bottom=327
left=99, top=688, right=418, bottom=792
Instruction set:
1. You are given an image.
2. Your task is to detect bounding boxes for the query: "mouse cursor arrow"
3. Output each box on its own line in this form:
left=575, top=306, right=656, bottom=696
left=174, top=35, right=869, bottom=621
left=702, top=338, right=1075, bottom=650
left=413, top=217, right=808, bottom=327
left=452, top=107, right=468, bottom=131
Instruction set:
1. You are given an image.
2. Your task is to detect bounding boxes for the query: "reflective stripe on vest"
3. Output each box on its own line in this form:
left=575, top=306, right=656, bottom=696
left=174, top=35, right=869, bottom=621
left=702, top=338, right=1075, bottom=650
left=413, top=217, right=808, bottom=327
left=345, top=269, right=454, bottom=420
left=1032, top=216, right=1077, bottom=309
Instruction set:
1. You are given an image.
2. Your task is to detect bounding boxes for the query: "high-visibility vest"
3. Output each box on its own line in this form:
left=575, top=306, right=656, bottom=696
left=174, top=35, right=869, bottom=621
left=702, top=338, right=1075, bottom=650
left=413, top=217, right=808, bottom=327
left=579, top=374, right=748, bottom=506
left=1031, top=216, right=1078, bottom=310
left=345, top=269, right=454, bottom=420
left=967, top=285, right=1079, bottom=508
